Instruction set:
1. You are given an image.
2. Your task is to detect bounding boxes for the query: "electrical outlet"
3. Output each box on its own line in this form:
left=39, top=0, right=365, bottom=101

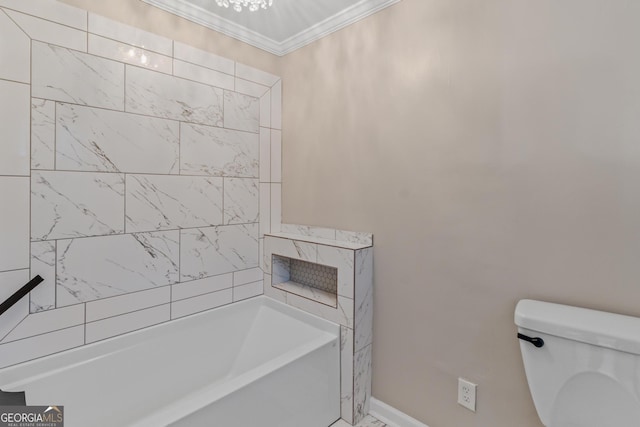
left=458, top=378, right=477, bottom=412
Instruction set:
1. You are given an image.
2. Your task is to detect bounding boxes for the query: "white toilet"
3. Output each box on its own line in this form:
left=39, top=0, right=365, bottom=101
left=515, top=299, right=640, bottom=427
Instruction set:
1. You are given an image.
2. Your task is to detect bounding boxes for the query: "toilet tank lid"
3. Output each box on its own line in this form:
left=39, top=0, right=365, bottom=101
left=515, top=299, right=640, bottom=356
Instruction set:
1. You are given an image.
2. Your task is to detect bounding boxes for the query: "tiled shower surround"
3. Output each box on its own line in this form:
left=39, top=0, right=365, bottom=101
left=0, top=1, right=373, bottom=426
left=0, top=0, right=282, bottom=365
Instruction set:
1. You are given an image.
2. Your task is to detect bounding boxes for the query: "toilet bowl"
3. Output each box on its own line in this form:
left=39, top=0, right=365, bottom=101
left=515, top=299, right=640, bottom=427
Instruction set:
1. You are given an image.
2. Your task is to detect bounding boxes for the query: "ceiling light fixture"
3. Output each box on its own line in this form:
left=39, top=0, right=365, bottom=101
left=215, top=0, right=273, bottom=12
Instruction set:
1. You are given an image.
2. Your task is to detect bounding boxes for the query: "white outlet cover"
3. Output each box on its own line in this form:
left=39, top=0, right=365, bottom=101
left=458, top=378, right=477, bottom=412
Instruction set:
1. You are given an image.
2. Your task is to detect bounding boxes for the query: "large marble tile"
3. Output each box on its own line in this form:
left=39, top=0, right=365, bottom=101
left=174, top=60, right=234, bottom=90
left=260, top=91, right=271, bottom=128
left=3, top=304, right=84, bottom=343
left=126, top=175, right=223, bottom=232
left=0, top=177, right=29, bottom=272
left=259, top=127, right=270, bottom=182
left=0, top=269, right=29, bottom=342
left=270, top=129, right=282, bottom=183
left=280, top=224, right=337, bottom=240
left=30, top=241, right=56, bottom=313
left=271, top=80, right=282, bottom=130
left=88, top=34, right=172, bottom=75
left=233, top=280, right=263, bottom=302
left=86, top=304, right=170, bottom=344
left=32, top=42, right=125, bottom=110
left=57, top=231, right=179, bottom=306
left=355, top=248, right=373, bottom=351
left=224, top=178, right=259, bottom=225
left=233, top=267, right=262, bottom=286
left=341, top=326, right=354, bottom=424
left=235, top=63, right=279, bottom=87
left=173, top=41, right=234, bottom=75
left=262, top=273, right=287, bottom=303
left=286, top=292, right=354, bottom=329
left=270, top=183, right=282, bottom=233
left=0, top=325, right=84, bottom=369
left=5, top=10, right=86, bottom=51
left=235, top=78, right=269, bottom=98
left=171, top=274, right=232, bottom=301
left=264, top=236, right=317, bottom=274
left=224, top=91, right=259, bottom=133
left=317, top=245, right=355, bottom=299
left=180, top=224, right=258, bottom=280
left=0, top=0, right=87, bottom=30
left=88, top=13, right=172, bottom=56
left=180, top=123, right=258, bottom=177
left=353, top=344, right=373, bottom=424
left=0, top=9, right=30, bottom=83
left=86, top=286, right=170, bottom=322
left=31, top=99, right=55, bottom=170
left=259, top=183, right=270, bottom=237
left=56, top=103, right=179, bottom=174
left=126, top=65, right=223, bottom=126
left=171, top=288, right=232, bottom=319
left=31, top=171, right=125, bottom=240
left=0, top=80, right=29, bottom=175
left=336, top=230, right=374, bottom=247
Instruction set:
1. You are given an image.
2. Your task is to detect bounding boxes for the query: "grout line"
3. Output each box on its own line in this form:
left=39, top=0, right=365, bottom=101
left=0, top=267, right=30, bottom=274
left=54, top=240, right=58, bottom=308
left=221, top=177, right=225, bottom=224
left=26, top=168, right=258, bottom=180
left=53, top=101, right=57, bottom=170
left=0, top=308, right=29, bottom=343
left=2, top=6, right=87, bottom=34
left=83, top=302, right=87, bottom=344
left=123, top=174, right=127, bottom=233
left=28, top=221, right=259, bottom=244
left=48, top=96, right=259, bottom=135
left=0, top=77, right=30, bottom=86
left=28, top=36, right=33, bottom=314
left=2, top=8, right=31, bottom=39
left=86, top=301, right=170, bottom=325
left=86, top=12, right=89, bottom=50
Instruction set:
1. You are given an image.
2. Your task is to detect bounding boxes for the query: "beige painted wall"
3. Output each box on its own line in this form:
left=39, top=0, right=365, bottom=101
left=279, top=0, right=640, bottom=426
left=57, top=0, right=640, bottom=425
left=59, top=0, right=280, bottom=75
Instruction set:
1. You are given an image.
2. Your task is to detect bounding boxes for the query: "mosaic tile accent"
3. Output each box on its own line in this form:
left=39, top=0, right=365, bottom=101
left=272, top=256, right=338, bottom=294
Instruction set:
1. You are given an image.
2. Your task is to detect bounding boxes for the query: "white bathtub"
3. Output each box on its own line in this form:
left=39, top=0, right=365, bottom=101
left=0, top=296, right=341, bottom=427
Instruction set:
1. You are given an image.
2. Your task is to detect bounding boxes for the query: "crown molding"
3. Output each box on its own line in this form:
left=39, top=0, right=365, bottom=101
left=140, top=0, right=401, bottom=56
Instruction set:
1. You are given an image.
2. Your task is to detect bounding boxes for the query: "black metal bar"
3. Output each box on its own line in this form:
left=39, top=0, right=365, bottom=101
left=0, top=390, right=26, bottom=406
left=0, top=275, right=44, bottom=317
left=517, top=333, right=545, bottom=348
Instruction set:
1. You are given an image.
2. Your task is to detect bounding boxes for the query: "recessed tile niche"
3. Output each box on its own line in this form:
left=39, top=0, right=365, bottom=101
left=271, top=255, right=338, bottom=307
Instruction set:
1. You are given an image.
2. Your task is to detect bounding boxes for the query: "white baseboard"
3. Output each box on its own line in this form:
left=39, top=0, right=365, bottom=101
left=369, top=397, right=429, bottom=427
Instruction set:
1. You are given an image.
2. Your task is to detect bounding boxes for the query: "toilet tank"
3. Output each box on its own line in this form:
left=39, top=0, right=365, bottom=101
left=515, top=300, right=640, bottom=427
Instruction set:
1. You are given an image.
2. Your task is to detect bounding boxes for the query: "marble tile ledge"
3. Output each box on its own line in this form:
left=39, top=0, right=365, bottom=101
left=265, top=232, right=372, bottom=250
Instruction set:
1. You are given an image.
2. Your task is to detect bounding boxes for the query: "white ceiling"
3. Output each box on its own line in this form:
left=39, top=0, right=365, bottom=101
left=141, top=0, right=400, bottom=56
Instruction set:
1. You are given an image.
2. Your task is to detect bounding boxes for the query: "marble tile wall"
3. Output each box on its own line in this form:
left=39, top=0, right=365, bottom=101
left=0, top=0, right=282, bottom=369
